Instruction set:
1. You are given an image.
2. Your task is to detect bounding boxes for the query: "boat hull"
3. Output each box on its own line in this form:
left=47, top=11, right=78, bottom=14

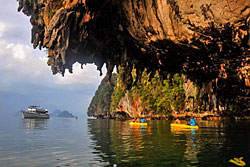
left=22, top=111, right=50, bottom=119
left=170, top=123, right=198, bottom=129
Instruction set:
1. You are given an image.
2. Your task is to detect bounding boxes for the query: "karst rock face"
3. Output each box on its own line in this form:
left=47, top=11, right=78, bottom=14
left=18, top=0, right=250, bottom=112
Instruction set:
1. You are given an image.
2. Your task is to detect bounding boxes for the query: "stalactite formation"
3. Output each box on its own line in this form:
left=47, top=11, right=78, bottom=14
left=17, top=0, right=250, bottom=112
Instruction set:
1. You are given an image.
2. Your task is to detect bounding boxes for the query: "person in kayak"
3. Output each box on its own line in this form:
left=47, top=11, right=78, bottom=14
left=187, top=117, right=196, bottom=126
left=132, top=117, right=140, bottom=122
left=174, top=117, right=181, bottom=124
left=140, top=118, right=146, bottom=123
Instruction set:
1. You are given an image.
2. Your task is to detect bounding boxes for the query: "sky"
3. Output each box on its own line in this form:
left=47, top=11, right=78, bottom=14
left=0, top=0, right=105, bottom=117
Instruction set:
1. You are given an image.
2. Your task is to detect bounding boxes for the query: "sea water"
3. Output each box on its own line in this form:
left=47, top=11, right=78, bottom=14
left=0, top=117, right=249, bottom=166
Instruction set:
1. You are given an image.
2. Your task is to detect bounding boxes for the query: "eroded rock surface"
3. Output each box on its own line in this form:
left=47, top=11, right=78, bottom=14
left=17, top=0, right=250, bottom=112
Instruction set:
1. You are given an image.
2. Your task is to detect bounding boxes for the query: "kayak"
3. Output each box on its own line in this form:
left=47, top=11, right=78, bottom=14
left=129, top=122, right=148, bottom=126
left=228, top=157, right=246, bottom=166
left=170, top=123, right=199, bottom=129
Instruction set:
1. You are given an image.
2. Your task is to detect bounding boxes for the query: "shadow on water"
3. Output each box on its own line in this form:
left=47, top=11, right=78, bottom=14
left=87, top=119, right=250, bottom=167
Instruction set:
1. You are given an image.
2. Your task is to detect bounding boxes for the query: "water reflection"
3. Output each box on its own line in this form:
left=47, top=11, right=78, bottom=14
left=88, top=119, right=185, bottom=166
left=87, top=119, right=154, bottom=166
left=185, top=129, right=199, bottom=166
left=87, top=119, right=250, bottom=167
left=170, top=126, right=199, bottom=166
left=21, top=119, right=48, bottom=132
left=110, top=121, right=152, bottom=162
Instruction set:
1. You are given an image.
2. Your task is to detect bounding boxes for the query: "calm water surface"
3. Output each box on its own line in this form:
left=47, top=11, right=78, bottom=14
left=0, top=117, right=249, bottom=166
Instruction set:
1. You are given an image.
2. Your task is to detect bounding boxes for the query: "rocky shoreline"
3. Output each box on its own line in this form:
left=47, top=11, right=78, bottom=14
left=92, top=111, right=250, bottom=121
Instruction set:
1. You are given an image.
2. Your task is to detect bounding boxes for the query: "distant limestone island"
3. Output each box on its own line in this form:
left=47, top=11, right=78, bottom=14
left=50, top=110, right=76, bottom=118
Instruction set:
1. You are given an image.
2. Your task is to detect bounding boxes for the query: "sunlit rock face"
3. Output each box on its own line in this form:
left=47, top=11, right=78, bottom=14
left=18, top=0, right=250, bottom=112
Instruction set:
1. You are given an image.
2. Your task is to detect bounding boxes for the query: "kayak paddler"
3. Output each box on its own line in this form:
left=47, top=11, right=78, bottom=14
left=140, top=118, right=146, bottom=123
left=174, top=117, right=181, bottom=124
left=187, top=117, right=196, bottom=126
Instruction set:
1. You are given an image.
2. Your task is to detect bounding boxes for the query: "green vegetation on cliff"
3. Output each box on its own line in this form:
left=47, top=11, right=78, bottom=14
left=110, top=67, right=186, bottom=116
left=110, top=67, right=126, bottom=113
left=130, top=71, right=185, bottom=115
left=87, top=74, right=116, bottom=117
left=88, top=66, right=204, bottom=118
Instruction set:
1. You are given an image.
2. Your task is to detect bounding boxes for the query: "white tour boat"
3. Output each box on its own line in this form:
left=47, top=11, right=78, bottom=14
left=22, top=106, right=49, bottom=119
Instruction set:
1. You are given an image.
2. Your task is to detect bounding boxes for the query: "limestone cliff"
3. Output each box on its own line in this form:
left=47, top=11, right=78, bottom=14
left=17, top=0, right=250, bottom=114
left=88, top=74, right=116, bottom=118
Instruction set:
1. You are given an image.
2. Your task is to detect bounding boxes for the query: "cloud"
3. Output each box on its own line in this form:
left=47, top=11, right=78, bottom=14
left=0, top=21, right=7, bottom=37
left=0, top=40, right=48, bottom=85
left=0, top=1, right=32, bottom=44
left=0, top=19, right=105, bottom=90
left=0, top=38, right=105, bottom=89
left=55, top=63, right=106, bottom=85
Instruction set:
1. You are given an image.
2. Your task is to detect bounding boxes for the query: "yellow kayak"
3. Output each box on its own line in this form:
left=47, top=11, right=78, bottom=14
left=129, top=122, right=148, bottom=126
left=228, top=157, right=246, bottom=166
left=170, top=123, right=199, bottom=129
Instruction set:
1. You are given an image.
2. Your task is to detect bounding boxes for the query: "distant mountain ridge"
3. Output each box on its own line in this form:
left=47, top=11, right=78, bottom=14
left=51, top=110, right=75, bottom=118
